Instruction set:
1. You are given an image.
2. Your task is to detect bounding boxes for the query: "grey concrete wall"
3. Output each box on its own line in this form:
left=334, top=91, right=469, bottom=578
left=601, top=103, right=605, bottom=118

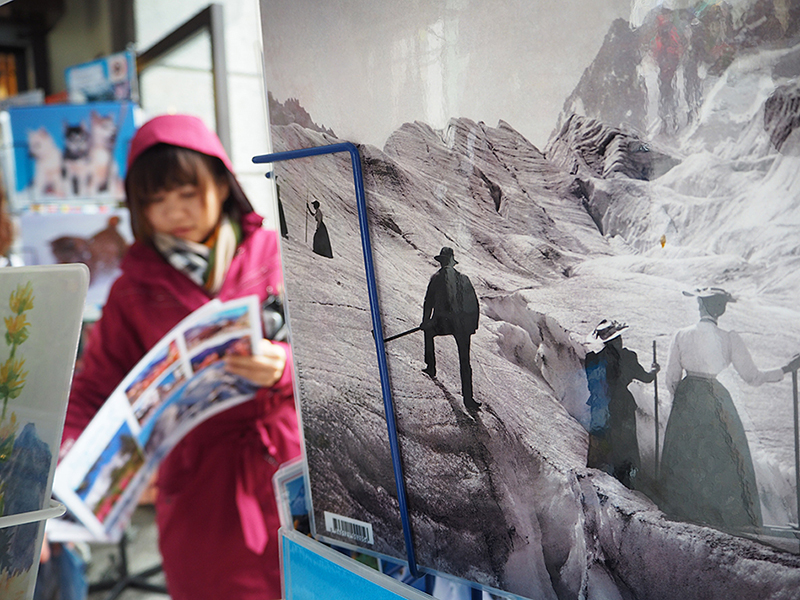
left=47, top=0, right=113, bottom=95
left=134, top=0, right=277, bottom=228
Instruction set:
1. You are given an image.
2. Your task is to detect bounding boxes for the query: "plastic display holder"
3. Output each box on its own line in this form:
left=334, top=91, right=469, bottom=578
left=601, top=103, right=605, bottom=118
left=0, top=499, right=66, bottom=529
left=281, top=528, right=434, bottom=600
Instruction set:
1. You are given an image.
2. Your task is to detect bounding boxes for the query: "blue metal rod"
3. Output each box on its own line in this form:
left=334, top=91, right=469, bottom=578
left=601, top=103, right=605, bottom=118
left=254, top=143, right=420, bottom=577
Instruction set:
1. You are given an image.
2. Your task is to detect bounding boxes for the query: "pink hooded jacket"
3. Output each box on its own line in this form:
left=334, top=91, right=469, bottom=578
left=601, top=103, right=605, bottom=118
left=64, top=115, right=300, bottom=600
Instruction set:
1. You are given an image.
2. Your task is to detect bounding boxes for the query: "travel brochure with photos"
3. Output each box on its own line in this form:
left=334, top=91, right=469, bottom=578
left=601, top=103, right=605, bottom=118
left=51, top=295, right=262, bottom=542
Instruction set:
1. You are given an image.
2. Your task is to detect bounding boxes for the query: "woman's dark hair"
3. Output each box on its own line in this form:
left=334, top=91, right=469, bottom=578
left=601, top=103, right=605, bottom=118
left=125, top=143, right=234, bottom=242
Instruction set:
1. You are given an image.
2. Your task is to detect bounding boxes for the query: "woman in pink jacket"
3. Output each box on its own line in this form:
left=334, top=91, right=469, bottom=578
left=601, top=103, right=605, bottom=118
left=62, top=114, right=300, bottom=599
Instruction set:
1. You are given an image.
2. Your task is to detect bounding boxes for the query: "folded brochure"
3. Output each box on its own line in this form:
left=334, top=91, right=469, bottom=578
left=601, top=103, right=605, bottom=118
left=51, top=295, right=262, bottom=542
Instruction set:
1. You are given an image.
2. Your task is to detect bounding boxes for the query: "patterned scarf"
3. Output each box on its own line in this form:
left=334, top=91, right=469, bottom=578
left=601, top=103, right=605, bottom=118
left=153, top=216, right=241, bottom=294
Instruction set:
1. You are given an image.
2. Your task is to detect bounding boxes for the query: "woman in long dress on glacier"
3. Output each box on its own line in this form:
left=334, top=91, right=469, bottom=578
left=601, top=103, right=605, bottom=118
left=659, top=287, right=799, bottom=530
left=307, top=200, right=333, bottom=258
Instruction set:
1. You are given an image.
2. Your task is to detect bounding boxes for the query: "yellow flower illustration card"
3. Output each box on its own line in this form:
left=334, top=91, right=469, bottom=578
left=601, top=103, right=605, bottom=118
left=0, top=265, right=88, bottom=600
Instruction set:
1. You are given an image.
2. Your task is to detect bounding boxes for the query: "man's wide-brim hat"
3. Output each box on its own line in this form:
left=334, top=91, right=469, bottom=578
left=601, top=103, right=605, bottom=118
left=434, top=246, right=457, bottom=264
left=587, top=319, right=628, bottom=345
left=682, top=287, right=736, bottom=303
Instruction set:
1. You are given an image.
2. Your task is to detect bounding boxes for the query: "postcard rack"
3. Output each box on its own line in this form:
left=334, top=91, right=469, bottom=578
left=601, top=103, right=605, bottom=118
left=253, top=142, right=420, bottom=577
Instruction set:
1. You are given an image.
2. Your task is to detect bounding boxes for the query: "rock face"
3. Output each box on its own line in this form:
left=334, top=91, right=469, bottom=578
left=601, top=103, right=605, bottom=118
left=558, top=0, right=800, bottom=140
left=764, top=82, right=800, bottom=151
left=270, top=2, right=800, bottom=599
left=268, top=92, right=336, bottom=137
left=546, top=114, right=680, bottom=182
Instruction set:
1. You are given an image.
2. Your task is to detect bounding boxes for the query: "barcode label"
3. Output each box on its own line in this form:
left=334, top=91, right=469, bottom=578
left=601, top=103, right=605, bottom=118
left=324, top=511, right=374, bottom=545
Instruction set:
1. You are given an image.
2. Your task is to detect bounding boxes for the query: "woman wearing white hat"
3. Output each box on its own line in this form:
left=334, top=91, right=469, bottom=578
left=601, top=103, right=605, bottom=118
left=660, top=287, right=799, bottom=529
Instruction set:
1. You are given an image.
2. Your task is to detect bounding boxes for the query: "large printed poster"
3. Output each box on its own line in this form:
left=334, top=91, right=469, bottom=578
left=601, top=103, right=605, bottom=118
left=261, top=2, right=800, bottom=598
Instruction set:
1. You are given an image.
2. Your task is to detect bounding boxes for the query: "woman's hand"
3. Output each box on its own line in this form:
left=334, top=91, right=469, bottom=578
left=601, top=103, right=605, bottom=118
left=40, top=533, right=51, bottom=564
left=224, top=339, right=286, bottom=387
left=650, top=361, right=661, bottom=374
left=139, top=470, right=159, bottom=505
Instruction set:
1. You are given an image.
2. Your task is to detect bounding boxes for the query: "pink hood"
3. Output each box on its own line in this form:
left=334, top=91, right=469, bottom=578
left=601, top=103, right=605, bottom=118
left=127, top=114, right=233, bottom=171
left=125, top=114, right=253, bottom=216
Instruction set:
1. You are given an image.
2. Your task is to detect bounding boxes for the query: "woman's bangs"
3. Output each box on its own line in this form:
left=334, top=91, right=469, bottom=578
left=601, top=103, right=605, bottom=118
left=131, top=146, right=208, bottom=204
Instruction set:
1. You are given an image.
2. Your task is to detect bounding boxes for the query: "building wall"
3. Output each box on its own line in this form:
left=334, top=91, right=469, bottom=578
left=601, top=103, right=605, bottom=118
left=134, top=0, right=276, bottom=227
left=47, top=0, right=112, bottom=95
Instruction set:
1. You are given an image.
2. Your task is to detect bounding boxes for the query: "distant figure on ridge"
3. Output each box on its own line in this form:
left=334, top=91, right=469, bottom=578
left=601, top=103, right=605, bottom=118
left=421, top=247, right=480, bottom=412
left=659, top=287, right=800, bottom=530
left=307, top=200, right=333, bottom=258
left=584, top=319, right=658, bottom=489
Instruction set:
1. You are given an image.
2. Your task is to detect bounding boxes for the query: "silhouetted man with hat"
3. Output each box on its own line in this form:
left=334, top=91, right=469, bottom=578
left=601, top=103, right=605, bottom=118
left=421, top=247, right=481, bottom=412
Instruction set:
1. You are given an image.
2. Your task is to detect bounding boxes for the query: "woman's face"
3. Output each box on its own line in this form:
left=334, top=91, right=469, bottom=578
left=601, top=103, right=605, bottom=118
left=144, top=177, right=229, bottom=244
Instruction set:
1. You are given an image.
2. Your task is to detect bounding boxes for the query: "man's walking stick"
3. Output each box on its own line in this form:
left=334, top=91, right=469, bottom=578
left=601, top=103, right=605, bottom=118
left=304, top=199, right=309, bottom=244
left=653, top=340, right=660, bottom=481
left=793, top=367, right=799, bottom=528
left=384, top=326, right=421, bottom=343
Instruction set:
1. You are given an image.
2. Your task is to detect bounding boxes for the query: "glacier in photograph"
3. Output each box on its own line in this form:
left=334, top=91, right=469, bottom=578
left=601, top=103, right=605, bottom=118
left=269, top=2, right=800, bottom=599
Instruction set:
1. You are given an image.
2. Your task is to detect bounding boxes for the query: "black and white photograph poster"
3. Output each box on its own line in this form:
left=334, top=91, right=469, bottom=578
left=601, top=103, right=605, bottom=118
left=260, top=1, right=800, bottom=598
